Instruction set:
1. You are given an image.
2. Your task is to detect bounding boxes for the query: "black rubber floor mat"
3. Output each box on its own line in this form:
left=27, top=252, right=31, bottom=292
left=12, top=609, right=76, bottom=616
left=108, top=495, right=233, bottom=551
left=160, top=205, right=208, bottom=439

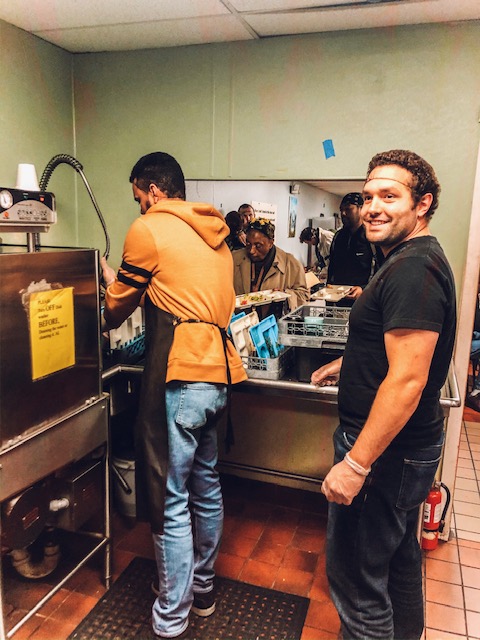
left=68, top=556, right=309, bottom=640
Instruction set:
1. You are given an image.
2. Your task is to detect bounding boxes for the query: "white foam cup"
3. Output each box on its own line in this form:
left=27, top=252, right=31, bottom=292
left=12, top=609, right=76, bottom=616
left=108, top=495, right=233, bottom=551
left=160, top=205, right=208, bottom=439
left=15, top=164, right=40, bottom=191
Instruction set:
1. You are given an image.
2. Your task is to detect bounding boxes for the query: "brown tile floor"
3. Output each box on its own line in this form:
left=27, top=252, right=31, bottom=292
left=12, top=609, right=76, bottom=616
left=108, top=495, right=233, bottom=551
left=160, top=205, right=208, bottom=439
left=423, top=408, right=480, bottom=640
left=3, top=407, right=480, bottom=640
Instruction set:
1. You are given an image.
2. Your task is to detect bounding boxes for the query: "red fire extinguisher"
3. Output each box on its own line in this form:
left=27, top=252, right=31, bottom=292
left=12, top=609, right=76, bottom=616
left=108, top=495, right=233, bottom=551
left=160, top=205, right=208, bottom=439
left=421, top=482, right=451, bottom=551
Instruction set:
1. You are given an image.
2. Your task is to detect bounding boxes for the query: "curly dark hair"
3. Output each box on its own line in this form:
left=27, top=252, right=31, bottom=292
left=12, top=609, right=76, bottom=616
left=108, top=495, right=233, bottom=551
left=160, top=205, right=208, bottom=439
left=366, top=150, right=440, bottom=219
left=299, top=227, right=317, bottom=243
left=225, top=210, right=243, bottom=235
left=129, top=152, right=185, bottom=200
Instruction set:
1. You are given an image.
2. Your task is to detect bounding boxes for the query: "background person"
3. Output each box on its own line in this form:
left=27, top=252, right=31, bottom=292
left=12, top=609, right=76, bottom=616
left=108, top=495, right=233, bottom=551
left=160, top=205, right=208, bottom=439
left=311, top=149, right=456, bottom=640
left=238, top=203, right=255, bottom=230
left=327, top=192, right=376, bottom=301
left=225, top=210, right=246, bottom=250
left=299, top=226, right=334, bottom=273
left=233, top=218, right=309, bottom=316
left=101, top=151, right=246, bottom=639
left=465, top=279, right=480, bottom=412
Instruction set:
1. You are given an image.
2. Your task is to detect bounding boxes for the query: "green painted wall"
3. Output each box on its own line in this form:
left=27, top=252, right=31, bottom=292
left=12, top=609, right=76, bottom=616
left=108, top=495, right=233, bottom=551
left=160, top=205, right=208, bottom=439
left=72, top=23, right=480, bottom=289
left=1, top=19, right=479, bottom=294
left=0, top=20, right=76, bottom=247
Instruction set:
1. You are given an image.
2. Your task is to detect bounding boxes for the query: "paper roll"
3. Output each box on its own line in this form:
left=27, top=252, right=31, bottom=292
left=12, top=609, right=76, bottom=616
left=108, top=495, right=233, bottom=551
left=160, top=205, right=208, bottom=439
left=15, top=164, right=40, bottom=191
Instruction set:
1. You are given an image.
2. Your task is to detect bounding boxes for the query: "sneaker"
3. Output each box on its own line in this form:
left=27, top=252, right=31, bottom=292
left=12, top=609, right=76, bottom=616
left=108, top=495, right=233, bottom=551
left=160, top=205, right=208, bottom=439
left=152, top=580, right=215, bottom=617
left=191, top=590, right=215, bottom=617
left=466, top=389, right=480, bottom=412
left=153, top=622, right=189, bottom=639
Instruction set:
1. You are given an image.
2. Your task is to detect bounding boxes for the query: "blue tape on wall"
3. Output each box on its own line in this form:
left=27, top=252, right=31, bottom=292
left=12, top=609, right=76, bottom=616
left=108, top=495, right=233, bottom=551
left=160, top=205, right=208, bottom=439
left=323, top=139, right=335, bottom=159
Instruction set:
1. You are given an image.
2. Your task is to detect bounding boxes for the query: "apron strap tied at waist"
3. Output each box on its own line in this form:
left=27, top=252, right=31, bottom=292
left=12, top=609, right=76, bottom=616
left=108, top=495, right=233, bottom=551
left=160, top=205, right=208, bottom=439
left=172, top=316, right=235, bottom=452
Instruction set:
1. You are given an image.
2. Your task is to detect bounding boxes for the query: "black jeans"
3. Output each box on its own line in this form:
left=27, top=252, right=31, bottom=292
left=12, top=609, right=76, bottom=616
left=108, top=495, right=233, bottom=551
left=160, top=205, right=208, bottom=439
left=326, top=425, right=443, bottom=640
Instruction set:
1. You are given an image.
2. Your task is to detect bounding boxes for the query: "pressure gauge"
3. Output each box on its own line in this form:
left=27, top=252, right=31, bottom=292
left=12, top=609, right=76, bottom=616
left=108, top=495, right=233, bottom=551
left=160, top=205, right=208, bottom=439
left=0, top=190, right=13, bottom=209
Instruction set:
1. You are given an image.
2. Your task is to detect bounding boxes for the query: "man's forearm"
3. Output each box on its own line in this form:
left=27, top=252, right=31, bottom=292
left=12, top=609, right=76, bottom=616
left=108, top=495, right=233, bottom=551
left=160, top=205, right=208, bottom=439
left=348, top=375, right=425, bottom=469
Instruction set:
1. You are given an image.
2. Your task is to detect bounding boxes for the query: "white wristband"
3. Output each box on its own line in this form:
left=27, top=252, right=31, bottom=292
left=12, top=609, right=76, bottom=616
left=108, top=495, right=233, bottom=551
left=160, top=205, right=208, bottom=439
left=344, top=452, right=371, bottom=477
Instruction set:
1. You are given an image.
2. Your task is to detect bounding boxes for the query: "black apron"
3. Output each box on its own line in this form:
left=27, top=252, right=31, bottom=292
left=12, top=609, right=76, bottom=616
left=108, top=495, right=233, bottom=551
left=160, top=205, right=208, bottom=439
left=134, top=297, right=175, bottom=534
left=134, top=296, right=234, bottom=534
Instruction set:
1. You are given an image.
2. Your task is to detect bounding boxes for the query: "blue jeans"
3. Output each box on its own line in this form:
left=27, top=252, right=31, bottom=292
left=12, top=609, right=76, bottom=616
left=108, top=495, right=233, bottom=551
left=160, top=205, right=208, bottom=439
left=326, top=425, right=444, bottom=640
left=152, top=382, right=227, bottom=638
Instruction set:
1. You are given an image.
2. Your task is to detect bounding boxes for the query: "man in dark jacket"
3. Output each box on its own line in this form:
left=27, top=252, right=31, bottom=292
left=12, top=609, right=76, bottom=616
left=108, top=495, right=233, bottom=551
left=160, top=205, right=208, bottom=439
left=327, top=192, right=375, bottom=302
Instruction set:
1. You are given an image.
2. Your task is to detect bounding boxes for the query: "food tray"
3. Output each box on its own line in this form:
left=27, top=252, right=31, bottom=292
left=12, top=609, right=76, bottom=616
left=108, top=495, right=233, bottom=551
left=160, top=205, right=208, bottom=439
left=311, top=285, right=353, bottom=302
left=278, top=304, right=350, bottom=348
left=242, top=346, right=294, bottom=380
left=228, top=311, right=246, bottom=336
left=249, top=314, right=279, bottom=358
left=230, top=310, right=259, bottom=357
left=235, top=290, right=290, bottom=309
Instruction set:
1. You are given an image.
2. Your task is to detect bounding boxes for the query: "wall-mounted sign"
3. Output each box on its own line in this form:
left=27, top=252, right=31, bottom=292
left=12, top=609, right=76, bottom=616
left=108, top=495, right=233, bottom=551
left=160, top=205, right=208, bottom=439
left=251, top=201, right=277, bottom=225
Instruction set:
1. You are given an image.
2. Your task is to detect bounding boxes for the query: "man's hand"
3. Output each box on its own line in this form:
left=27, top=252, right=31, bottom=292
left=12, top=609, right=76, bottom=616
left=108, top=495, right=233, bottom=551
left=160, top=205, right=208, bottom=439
left=345, top=285, right=363, bottom=300
left=311, top=357, right=342, bottom=386
left=100, top=256, right=116, bottom=287
left=321, top=459, right=366, bottom=505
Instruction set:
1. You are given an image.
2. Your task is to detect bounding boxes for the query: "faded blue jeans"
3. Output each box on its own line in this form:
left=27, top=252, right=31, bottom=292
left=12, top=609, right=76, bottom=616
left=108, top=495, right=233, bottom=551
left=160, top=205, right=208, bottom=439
left=152, top=381, right=227, bottom=638
left=326, top=425, right=444, bottom=640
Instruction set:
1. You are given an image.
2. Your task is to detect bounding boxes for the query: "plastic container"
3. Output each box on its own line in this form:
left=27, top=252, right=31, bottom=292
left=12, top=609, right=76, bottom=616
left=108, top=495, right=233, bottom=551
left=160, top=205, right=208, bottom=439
left=112, top=455, right=136, bottom=518
left=228, top=311, right=246, bottom=336
left=278, top=304, right=350, bottom=348
left=249, top=314, right=280, bottom=358
left=230, top=310, right=259, bottom=357
left=242, top=346, right=294, bottom=380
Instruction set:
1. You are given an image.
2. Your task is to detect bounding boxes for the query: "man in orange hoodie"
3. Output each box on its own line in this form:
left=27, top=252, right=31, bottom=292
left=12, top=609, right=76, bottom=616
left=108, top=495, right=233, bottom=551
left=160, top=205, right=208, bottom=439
left=101, top=151, right=246, bottom=639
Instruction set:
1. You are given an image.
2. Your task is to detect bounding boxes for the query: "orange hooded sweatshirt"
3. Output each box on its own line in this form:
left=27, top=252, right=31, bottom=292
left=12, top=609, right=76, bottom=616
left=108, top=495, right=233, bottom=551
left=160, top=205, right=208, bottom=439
left=104, top=200, right=247, bottom=385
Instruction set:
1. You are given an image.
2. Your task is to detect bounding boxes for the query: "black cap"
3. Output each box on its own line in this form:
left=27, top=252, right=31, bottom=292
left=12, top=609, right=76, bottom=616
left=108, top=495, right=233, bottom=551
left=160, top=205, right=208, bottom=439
left=340, top=192, right=364, bottom=208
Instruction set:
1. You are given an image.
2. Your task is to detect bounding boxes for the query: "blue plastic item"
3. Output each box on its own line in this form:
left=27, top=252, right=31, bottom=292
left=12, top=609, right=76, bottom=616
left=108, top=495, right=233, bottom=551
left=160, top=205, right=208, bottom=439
left=228, top=311, right=246, bottom=336
left=249, top=314, right=280, bottom=358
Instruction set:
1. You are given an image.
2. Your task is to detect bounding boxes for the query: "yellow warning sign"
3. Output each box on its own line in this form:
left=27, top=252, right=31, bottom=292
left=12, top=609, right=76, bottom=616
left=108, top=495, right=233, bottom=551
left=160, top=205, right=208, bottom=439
left=29, top=287, right=75, bottom=380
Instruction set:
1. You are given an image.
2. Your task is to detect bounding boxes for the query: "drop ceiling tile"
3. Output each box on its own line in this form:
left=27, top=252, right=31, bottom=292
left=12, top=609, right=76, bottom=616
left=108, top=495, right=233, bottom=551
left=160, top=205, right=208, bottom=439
left=34, top=15, right=254, bottom=53
left=230, top=0, right=391, bottom=10
left=245, top=0, right=480, bottom=36
left=0, top=0, right=230, bottom=32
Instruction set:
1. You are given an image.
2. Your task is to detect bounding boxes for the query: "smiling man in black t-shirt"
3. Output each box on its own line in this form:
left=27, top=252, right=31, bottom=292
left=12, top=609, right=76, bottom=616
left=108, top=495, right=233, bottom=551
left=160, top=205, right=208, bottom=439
left=311, top=150, right=456, bottom=640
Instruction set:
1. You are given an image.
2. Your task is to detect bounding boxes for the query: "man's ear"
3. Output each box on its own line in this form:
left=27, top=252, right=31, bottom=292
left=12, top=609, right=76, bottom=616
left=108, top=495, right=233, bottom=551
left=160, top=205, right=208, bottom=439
left=149, top=183, right=167, bottom=202
left=417, top=193, right=433, bottom=219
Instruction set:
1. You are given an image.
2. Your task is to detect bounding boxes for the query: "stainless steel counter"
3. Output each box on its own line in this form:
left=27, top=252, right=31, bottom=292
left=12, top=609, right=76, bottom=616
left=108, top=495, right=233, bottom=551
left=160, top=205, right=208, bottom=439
left=102, top=363, right=460, bottom=493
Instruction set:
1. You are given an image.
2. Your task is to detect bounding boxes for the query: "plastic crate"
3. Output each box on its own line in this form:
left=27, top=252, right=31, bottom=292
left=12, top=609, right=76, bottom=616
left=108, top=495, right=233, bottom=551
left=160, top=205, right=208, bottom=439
left=295, top=347, right=344, bottom=383
left=278, top=304, right=350, bottom=348
left=242, top=346, right=294, bottom=380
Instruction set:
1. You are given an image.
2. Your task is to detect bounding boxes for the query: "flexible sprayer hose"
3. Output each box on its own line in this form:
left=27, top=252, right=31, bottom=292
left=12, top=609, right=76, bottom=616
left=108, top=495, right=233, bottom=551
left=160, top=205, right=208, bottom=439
left=39, top=154, right=110, bottom=259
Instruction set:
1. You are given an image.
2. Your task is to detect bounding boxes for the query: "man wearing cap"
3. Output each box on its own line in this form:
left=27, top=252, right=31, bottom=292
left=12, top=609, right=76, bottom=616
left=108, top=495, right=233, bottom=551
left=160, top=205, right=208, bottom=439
left=327, top=192, right=376, bottom=301
left=233, top=218, right=309, bottom=314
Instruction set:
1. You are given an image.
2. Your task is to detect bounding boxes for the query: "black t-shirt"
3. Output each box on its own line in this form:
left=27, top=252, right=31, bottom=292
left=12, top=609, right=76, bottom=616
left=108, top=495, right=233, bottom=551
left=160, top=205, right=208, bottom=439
left=338, top=236, right=456, bottom=448
left=327, top=225, right=373, bottom=287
